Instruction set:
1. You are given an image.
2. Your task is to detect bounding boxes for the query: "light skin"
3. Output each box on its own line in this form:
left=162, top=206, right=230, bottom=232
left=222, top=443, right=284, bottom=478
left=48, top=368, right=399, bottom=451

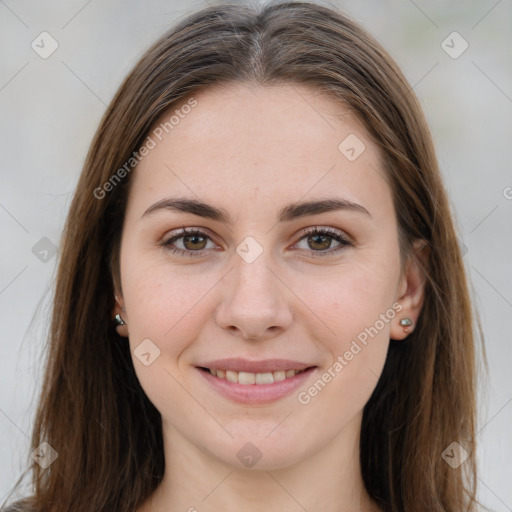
left=112, top=83, right=426, bottom=512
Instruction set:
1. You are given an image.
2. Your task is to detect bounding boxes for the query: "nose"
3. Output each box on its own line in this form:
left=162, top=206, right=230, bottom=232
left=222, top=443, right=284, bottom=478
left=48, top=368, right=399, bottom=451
left=214, top=251, right=293, bottom=341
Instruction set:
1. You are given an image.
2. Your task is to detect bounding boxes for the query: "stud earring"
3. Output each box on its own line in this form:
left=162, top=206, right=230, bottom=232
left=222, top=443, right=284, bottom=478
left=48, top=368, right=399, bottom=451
left=115, top=314, right=126, bottom=326
left=399, top=317, right=412, bottom=334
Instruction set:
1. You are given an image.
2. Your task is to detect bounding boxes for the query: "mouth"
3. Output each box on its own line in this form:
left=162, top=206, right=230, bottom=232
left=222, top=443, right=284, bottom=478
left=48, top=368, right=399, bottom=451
left=195, top=359, right=318, bottom=404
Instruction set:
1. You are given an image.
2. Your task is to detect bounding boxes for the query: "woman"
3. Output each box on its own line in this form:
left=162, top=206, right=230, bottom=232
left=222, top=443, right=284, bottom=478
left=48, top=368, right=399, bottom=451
left=2, top=1, right=484, bottom=511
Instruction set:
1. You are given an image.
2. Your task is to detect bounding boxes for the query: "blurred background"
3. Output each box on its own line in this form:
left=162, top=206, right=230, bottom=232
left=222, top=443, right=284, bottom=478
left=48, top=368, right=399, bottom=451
left=1, top=0, right=511, bottom=509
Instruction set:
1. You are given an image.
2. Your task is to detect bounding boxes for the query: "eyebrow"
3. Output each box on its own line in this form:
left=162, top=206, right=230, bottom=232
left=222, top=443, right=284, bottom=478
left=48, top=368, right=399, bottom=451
left=141, top=196, right=371, bottom=223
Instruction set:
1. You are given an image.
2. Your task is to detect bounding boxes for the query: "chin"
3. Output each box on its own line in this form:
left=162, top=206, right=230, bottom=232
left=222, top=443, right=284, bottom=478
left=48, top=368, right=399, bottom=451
left=208, top=434, right=313, bottom=472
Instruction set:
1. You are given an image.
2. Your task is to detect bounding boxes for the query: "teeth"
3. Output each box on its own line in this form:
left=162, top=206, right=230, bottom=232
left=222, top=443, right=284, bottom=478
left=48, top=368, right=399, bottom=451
left=238, top=372, right=255, bottom=384
left=255, top=372, right=274, bottom=384
left=273, top=370, right=286, bottom=382
left=207, top=367, right=306, bottom=384
left=226, top=370, right=238, bottom=383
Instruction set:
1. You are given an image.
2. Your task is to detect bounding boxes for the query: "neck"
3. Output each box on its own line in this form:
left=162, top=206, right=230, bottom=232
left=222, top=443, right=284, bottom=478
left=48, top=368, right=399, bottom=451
left=141, top=411, right=380, bottom=512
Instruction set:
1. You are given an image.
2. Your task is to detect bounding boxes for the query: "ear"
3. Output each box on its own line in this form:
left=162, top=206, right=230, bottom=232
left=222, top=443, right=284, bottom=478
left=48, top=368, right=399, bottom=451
left=112, top=276, right=129, bottom=338
left=390, top=239, right=429, bottom=340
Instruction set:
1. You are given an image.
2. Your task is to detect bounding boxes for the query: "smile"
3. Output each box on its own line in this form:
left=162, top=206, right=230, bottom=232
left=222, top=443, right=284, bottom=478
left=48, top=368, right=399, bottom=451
left=195, top=359, right=318, bottom=404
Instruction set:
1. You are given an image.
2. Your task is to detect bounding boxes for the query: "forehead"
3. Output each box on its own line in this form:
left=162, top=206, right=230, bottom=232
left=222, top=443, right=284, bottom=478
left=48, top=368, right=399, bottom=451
left=128, top=82, right=390, bottom=219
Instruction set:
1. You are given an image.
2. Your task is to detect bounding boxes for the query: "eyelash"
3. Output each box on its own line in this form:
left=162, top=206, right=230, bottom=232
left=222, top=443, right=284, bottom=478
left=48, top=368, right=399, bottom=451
left=162, top=226, right=352, bottom=258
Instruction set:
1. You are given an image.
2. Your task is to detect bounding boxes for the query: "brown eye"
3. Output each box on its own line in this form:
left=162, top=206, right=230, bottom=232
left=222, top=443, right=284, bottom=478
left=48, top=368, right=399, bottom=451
left=162, top=228, right=214, bottom=257
left=182, top=233, right=207, bottom=250
left=307, top=233, right=333, bottom=251
left=294, top=227, right=352, bottom=256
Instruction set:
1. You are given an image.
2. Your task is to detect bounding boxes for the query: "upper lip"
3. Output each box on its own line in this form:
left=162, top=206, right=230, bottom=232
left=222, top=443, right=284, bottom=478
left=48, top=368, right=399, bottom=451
left=197, top=358, right=316, bottom=373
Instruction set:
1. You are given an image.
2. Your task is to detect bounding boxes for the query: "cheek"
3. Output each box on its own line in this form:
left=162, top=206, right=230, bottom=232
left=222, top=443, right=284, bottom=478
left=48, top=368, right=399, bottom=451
left=121, top=260, right=218, bottom=420
left=294, top=256, right=400, bottom=346
left=291, top=267, right=395, bottom=433
left=287, top=249, right=400, bottom=402
left=121, top=246, right=218, bottom=344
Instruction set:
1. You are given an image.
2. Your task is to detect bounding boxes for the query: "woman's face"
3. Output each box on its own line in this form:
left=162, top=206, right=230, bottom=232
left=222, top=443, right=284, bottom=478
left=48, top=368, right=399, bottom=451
left=116, top=83, right=413, bottom=470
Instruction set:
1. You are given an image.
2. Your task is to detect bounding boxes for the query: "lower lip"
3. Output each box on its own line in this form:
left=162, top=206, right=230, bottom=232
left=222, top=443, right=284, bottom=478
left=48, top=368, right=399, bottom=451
left=196, top=367, right=317, bottom=404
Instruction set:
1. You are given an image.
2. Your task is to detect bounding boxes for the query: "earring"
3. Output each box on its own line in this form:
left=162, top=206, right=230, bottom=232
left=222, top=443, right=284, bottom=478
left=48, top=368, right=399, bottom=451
left=115, top=314, right=126, bottom=326
left=399, top=318, right=412, bottom=334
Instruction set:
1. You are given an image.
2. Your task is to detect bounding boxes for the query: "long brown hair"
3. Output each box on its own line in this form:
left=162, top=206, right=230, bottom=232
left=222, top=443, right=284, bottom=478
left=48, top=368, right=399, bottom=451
left=4, top=1, right=485, bottom=511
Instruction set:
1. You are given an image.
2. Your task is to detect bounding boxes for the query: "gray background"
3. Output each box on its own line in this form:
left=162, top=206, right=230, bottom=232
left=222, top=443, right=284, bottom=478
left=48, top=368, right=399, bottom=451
left=1, top=0, right=511, bottom=509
